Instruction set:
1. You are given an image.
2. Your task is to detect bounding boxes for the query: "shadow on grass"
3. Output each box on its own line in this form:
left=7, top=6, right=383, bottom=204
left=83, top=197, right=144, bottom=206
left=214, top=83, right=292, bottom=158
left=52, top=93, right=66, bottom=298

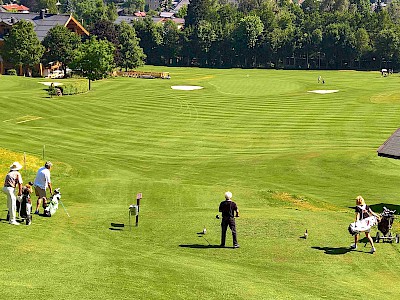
left=179, top=244, right=226, bottom=249
left=369, top=203, right=400, bottom=215
left=312, top=237, right=374, bottom=255
left=311, top=246, right=353, bottom=255
left=109, top=222, right=126, bottom=231
left=348, top=204, right=400, bottom=215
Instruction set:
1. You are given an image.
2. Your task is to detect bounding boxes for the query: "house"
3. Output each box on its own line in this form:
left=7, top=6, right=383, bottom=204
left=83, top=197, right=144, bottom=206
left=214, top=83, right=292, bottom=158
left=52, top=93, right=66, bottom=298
left=0, top=11, right=89, bottom=75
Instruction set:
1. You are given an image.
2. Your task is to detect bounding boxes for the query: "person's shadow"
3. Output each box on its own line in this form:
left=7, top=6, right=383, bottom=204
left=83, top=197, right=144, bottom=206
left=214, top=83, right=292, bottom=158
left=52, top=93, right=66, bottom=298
left=179, top=244, right=225, bottom=249
left=312, top=238, right=372, bottom=255
left=311, top=246, right=353, bottom=255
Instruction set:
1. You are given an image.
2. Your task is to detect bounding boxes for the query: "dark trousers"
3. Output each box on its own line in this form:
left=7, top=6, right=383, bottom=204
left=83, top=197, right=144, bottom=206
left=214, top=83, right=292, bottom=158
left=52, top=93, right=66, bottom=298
left=221, top=217, right=238, bottom=246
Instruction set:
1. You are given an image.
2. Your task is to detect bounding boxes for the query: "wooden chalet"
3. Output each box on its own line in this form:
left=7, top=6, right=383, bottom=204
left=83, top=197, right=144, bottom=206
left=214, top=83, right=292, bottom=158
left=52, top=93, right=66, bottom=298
left=377, top=128, right=400, bottom=159
left=0, top=11, right=89, bottom=75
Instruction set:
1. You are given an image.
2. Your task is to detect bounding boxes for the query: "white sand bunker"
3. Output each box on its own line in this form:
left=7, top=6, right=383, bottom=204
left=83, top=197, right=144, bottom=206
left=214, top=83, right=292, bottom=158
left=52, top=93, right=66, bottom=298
left=308, top=90, right=339, bottom=94
left=171, top=85, right=203, bottom=91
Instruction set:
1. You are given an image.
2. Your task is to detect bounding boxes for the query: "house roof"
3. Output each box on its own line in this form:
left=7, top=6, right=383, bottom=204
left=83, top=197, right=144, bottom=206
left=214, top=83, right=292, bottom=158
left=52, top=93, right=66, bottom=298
left=1, top=4, right=30, bottom=12
left=377, top=128, right=400, bottom=159
left=173, top=0, right=189, bottom=12
left=0, top=12, right=89, bottom=41
left=134, top=11, right=146, bottom=17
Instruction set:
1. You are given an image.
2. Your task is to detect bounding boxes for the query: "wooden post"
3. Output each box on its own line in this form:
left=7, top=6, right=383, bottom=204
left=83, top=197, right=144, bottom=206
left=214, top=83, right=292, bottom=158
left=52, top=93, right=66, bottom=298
left=135, top=193, right=142, bottom=226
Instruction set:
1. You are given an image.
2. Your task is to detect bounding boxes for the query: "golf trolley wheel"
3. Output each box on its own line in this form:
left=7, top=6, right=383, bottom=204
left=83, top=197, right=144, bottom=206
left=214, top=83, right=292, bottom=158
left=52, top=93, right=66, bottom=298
left=396, top=234, right=400, bottom=244
left=375, top=232, right=380, bottom=243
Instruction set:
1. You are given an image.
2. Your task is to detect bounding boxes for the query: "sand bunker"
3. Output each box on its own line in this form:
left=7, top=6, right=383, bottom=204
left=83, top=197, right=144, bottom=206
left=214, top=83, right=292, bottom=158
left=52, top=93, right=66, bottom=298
left=171, top=86, right=203, bottom=91
left=40, top=82, right=62, bottom=86
left=308, top=90, right=339, bottom=94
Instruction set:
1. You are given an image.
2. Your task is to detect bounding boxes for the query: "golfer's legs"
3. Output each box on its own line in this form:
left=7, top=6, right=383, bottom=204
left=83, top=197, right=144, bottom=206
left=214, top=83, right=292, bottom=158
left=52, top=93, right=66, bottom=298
left=3, top=187, right=16, bottom=222
left=221, top=219, right=228, bottom=246
left=228, top=219, right=238, bottom=245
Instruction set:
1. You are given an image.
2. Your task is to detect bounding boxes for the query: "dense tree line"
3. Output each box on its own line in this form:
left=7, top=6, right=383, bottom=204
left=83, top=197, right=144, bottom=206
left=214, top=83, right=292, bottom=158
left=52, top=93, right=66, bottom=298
left=6, top=0, right=400, bottom=70
left=130, top=0, right=400, bottom=70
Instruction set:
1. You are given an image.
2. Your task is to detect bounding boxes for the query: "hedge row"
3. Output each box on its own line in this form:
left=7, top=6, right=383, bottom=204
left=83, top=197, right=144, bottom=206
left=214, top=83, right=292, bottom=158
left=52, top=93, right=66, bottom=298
left=59, top=79, right=89, bottom=95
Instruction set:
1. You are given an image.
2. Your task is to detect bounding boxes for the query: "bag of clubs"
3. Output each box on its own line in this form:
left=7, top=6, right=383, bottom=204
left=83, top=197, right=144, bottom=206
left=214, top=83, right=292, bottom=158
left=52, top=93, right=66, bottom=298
left=43, top=188, right=61, bottom=217
left=375, top=207, right=400, bottom=243
left=15, top=183, right=34, bottom=225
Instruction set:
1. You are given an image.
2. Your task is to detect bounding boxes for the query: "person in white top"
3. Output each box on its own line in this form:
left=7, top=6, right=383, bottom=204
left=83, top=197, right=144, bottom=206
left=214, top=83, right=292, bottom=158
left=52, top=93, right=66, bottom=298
left=2, top=162, right=23, bottom=225
left=33, top=161, right=53, bottom=215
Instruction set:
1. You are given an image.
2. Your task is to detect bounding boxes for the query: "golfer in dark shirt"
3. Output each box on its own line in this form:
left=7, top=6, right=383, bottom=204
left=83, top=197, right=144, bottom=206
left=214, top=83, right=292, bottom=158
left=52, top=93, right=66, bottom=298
left=219, top=191, right=239, bottom=248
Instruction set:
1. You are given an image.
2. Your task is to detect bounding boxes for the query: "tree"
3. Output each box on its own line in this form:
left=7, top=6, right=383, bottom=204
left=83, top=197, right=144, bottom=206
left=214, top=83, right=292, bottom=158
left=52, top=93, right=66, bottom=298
left=91, top=19, right=119, bottom=44
left=70, top=36, right=115, bottom=87
left=122, top=0, right=145, bottom=15
left=354, top=28, right=371, bottom=68
left=42, top=25, right=82, bottom=77
left=233, top=15, right=264, bottom=67
left=160, top=19, right=182, bottom=65
left=116, top=21, right=146, bottom=70
left=1, top=19, right=45, bottom=75
left=175, top=4, right=188, bottom=18
left=132, top=17, right=163, bottom=64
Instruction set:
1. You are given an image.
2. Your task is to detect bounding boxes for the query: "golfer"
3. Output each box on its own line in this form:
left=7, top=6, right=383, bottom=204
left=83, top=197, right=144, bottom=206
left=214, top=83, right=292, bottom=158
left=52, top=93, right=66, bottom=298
left=219, top=191, right=240, bottom=248
left=350, top=195, right=379, bottom=253
left=33, top=161, right=53, bottom=215
left=2, top=162, right=23, bottom=225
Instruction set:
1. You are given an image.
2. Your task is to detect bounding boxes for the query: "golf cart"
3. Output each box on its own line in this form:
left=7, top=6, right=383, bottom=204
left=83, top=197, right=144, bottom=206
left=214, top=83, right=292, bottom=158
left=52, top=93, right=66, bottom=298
left=375, top=207, right=400, bottom=243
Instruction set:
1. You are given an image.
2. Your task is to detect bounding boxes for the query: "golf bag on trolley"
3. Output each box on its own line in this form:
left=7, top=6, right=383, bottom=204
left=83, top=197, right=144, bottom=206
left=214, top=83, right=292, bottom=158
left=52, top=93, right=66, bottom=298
left=43, top=188, right=60, bottom=217
left=375, top=207, right=399, bottom=243
left=16, top=183, right=33, bottom=225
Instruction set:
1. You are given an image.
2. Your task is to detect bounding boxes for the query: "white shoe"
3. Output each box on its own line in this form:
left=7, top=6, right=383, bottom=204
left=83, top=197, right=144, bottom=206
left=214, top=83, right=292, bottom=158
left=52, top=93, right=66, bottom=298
left=9, top=220, right=20, bottom=226
left=350, top=243, right=357, bottom=250
left=370, top=247, right=376, bottom=254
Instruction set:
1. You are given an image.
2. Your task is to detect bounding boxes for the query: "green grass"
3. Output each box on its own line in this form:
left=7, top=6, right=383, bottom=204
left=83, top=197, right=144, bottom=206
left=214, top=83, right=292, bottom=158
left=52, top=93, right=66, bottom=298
left=1, top=68, right=400, bottom=299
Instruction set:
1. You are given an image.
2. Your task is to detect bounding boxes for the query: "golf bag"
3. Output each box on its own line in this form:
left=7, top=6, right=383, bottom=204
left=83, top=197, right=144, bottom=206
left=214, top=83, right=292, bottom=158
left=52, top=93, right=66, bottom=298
left=348, top=216, right=378, bottom=236
left=43, top=188, right=60, bottom=217
left=16, top=184, right=33, bottom=225
left=378, top=207, right=396, bottom=236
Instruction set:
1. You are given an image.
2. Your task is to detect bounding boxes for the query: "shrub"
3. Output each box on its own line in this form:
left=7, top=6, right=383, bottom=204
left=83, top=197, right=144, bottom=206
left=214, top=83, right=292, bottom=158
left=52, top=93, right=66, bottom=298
left=58, top=80, right=89, bottom=95
left=7, top=69, right=17, bottom=76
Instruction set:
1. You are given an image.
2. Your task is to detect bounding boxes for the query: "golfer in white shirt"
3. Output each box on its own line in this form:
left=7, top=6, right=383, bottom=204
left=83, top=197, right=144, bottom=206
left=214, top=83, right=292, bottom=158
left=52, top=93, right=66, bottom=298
left=34, top=161, right=53, bottom=214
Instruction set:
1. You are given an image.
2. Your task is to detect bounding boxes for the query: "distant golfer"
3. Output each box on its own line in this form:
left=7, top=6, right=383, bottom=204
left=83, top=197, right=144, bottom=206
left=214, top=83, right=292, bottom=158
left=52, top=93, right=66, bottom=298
left=219, top=191, right=240, bottom=248
left=2, top=162, right=23, bottom=225
left=33, top=161, right=53, bottom=215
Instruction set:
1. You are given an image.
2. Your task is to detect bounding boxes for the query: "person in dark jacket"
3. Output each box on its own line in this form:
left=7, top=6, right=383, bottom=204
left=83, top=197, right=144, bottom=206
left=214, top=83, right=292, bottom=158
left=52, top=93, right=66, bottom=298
left=219, top=191, right=240, bottom=248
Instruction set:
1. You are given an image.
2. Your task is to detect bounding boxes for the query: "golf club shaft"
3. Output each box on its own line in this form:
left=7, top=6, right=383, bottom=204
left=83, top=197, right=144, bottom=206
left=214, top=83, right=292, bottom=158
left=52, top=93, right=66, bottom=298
left=59, top=200, right=70, bottom=217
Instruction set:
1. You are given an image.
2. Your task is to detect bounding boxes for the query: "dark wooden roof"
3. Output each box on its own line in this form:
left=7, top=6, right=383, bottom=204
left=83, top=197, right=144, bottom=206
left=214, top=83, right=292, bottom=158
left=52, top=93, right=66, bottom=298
left=377, top=128, right=400, bottom=159
left=0, top=12, right=88, bottom=41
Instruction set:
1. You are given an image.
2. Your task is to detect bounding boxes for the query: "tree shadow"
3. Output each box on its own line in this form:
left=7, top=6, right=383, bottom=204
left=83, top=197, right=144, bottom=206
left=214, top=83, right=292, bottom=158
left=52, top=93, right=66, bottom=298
left=348, top=204, right=400, bottom=214
left=179, top=244, right=226, bottom=249
left=369, top=203, right=400, bottom=215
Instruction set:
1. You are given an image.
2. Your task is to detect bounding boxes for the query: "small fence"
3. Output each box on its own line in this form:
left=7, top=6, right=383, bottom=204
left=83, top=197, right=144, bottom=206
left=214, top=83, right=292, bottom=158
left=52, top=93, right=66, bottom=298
left=113, top=70, right=170, bottom=79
